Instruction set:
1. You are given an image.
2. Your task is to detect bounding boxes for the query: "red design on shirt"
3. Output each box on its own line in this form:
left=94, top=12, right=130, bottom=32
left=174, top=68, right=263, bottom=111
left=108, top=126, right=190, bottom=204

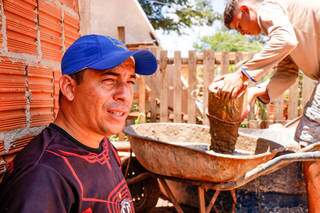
left=82, top=208, right=92, bottom=213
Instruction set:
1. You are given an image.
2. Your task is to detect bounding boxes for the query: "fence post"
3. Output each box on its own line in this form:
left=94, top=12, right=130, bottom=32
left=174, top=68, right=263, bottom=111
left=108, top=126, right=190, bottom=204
left=287, top=80, right=299, bottom=120
left=274, top=97, right=284, bottom=122
left=148, top=47, right=160, bottom=122
left=160, top=50, right=168, bottom=122
left=235, top=52, right=244, bottom=64
left=173, top=51, right=182, bottom=123
left=302, top=75, right=317, bottom=107
left=203, top=50, right=215, bottom=125
left=188, top=51, right=197, bottom=123
left=221, top=52, right=229, bottom=75
left=138, top=75, right=146, bottom=123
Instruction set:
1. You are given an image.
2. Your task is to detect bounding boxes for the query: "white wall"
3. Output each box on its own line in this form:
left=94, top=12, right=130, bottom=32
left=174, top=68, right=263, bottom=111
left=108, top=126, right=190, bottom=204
left=78, top=0, right=158, bottom=44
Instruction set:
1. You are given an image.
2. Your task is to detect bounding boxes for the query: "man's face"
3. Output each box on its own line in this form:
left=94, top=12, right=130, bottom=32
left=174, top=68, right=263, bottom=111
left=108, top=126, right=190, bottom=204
left=72, top=58, right=136, bottom=137
left=230, top=6, right=261, bottom=36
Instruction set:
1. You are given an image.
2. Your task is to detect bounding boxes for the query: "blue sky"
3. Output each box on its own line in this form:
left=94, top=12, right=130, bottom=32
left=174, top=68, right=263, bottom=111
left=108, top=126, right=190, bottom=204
left=156, top=0, right=226, bottom=56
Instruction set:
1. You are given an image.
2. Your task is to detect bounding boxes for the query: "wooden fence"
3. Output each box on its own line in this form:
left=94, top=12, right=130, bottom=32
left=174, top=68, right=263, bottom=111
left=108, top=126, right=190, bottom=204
left=130, top=49, right=317, bottom=128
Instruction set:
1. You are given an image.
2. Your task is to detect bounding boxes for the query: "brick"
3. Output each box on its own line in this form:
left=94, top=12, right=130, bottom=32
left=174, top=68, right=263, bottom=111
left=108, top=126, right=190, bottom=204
left=0, top=140, right=4, bottom=155
left=4, top=0, right=37, bottom=54
left=53, top=70, right=61, bottom=117
left=3, top=153, right=16, bottom=174
left=0, top=5, right=2, bottom=49
left=1, top=135, right=34, bottom=155
left=0, top=157, right=5, bottom=177
left=63, top=12, right=80, bottom=49
left=0, top=153, right=16, bottom=179
left=39, top=1, right=63, bottom=61
left=0, top=57, right=27, bottom=131
left=28, top=66, right=54, bottom=127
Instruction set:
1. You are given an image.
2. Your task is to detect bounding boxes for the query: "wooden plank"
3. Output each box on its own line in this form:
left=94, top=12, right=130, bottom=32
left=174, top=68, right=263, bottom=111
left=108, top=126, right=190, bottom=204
left=137, top=75, right=146, bottom=123
left=274, top=97, right=284, bottom=122
left=302, top=74, right=317, bottom=107
left=173, top=51, right=182, bottom=122
left=221, top=52, right=229, bottom=75
left=148, top=47, right=160, bottom=122
left=235, top=52, right=244, bottom=64
left=203, top=50, right=215, bottom=125
left=164, top=52, right=258, bottom=65
left=287, top=80, right=299, bottom=120
left=117, top=26, right=125, bottom=43
left=188, top=51, right=197, bottom=123
left=160, top=50, right=168, bottom=122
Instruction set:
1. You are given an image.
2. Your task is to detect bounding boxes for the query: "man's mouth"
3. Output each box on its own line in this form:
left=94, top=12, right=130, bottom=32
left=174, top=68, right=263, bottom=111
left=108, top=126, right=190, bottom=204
left=107, top=110, right=126, bottom=117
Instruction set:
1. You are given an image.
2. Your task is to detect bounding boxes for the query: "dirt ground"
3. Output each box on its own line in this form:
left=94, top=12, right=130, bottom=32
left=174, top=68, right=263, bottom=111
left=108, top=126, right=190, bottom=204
left=150, top=198, right=197, bottom=213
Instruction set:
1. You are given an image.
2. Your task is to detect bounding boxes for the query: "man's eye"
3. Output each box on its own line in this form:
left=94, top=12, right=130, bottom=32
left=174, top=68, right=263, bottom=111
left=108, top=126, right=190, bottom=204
left=103, top=78, right=115, bottom=83
left=128, top=80, right=136, bottom=85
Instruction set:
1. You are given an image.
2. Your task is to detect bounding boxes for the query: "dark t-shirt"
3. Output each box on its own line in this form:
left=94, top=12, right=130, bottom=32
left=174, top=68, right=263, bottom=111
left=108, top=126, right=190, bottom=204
left=0, top=124, right=134, bottom=213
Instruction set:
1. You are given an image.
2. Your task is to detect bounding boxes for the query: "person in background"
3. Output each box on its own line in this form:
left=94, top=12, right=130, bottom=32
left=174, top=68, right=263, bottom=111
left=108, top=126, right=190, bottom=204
left=0, top=34, right=157, bottom=212
left=211, top=0, right=320, bottom=211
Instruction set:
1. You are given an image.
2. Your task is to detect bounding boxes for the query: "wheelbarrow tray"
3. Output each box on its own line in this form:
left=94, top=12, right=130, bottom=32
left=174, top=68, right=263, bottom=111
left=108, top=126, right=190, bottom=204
left=124, top=123, right=283, bottom=183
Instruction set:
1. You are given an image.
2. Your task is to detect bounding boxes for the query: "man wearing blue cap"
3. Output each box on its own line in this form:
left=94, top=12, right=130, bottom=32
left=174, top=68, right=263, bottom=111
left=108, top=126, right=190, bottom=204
left=0, top=34, right=157, bottom=212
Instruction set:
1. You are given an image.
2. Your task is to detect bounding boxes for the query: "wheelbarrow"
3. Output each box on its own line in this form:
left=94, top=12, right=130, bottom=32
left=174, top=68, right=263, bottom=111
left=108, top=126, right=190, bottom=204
left=124, top=123, right=320, bottom=213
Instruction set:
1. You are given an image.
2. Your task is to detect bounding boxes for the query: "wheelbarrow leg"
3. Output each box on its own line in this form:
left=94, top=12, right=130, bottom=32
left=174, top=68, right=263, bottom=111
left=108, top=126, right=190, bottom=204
left=205, top=189, right=220, bottom=213
left=198, top=186, right=206, bottom=213
left=198, top=187, right=236, bottom=213
left=231, top=190, right=237, bottom=213
left=158, top=178, right=184, bottom=213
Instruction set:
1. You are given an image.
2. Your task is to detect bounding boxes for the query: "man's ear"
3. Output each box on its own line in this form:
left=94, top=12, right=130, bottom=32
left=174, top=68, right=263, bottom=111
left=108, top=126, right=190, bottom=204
left=59, top=75, right=76, bottom=101
left=239, top=5, right=250, bottom=14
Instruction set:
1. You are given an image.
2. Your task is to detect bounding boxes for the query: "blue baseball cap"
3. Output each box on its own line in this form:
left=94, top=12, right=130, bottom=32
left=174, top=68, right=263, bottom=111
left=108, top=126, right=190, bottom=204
left=61, top=34, right=157, bottom=75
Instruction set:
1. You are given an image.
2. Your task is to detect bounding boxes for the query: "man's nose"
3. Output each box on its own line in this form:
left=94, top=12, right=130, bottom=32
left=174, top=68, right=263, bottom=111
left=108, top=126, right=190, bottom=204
left=114, top=81, right=132, bottom=102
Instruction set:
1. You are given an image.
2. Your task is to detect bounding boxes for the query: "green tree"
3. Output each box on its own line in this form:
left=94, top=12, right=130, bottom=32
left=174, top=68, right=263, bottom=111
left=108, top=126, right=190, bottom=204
left=194, top=31, right=263, bottom=52
left=138, top=0, right=221, bottom=34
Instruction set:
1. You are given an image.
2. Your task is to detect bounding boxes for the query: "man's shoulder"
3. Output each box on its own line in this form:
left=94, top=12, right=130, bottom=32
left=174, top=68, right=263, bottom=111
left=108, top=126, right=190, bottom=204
left=5, top=125, right=74, bottom=179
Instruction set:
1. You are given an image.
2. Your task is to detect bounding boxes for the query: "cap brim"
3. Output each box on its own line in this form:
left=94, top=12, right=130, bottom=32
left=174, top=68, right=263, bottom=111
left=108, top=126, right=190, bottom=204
left=88, top=50, right=157, bottom=75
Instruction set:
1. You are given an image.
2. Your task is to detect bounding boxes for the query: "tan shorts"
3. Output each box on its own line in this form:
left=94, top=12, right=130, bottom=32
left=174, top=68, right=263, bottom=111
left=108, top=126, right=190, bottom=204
left=295, top=81, right=320, bottom=146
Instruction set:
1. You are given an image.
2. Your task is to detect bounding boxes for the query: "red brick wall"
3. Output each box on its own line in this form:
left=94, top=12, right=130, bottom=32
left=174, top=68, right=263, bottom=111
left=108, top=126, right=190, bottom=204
left=0, top=0, right=80, bottom=177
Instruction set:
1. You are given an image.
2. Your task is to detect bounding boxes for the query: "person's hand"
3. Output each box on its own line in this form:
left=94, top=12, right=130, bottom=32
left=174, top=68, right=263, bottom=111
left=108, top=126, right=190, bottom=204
left=211, top=71, right=248, bottom=101
left=241, top=87, right=258, bottom=120
left=241, top=86, right=268, bottom=120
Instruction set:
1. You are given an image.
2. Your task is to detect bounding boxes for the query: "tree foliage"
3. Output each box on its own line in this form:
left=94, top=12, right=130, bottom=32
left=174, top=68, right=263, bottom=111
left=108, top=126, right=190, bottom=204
left=193, top=31, right=263, bottom=52
left=138, top=0, right=221, bottom=34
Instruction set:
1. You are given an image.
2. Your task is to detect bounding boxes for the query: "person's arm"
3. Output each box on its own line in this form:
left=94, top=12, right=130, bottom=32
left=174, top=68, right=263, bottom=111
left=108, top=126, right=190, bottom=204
left=241, top=56, right=299, bottom=120
left=243, top=1, right=298, bottom=81
left=257, top=55, right=299, bottom=104
left=0, top=164, right=74, bottom=213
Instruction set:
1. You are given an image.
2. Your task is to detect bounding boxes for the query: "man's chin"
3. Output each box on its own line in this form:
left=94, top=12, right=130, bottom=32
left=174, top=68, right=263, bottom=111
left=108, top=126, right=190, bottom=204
left=105, top=124, right=125, bottom=136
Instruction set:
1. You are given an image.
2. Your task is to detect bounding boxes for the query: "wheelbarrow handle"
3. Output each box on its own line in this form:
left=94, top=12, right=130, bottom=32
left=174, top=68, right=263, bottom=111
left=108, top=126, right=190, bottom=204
left=212, top=151, right=320, bottom=191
